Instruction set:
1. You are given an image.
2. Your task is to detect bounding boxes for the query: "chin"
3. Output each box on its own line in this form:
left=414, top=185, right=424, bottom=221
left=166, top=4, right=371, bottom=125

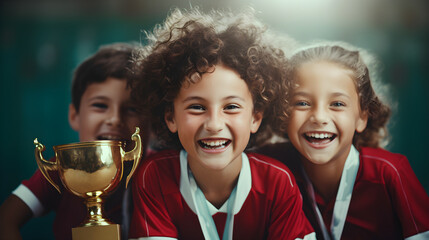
left=308, top=156, right=333, bottom=165
left=302, top=153, right=331, bottom=165
left=309, top=160, right=331, bottom=166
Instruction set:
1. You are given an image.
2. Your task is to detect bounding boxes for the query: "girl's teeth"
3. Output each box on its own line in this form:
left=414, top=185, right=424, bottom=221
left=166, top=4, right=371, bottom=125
left=203, top=140, right=227, bottom=146
left=200, top=139, right=229, bottom=149
left=306, top=133, right=333, bottom=139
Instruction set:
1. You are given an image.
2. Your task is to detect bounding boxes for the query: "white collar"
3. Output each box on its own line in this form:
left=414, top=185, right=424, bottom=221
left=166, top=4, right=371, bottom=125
left=179, top=150, right=252, bottom=215
left=330, top=145, right=360, bottom=240
left=303, top=145, right=360, bottom=240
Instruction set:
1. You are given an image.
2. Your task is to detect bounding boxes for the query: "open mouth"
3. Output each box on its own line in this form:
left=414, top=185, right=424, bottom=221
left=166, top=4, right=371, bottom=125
left=97, top=134, right=125, bottom=141
left=198, top=139, right=231, bottom=149
left=303, top=132, right=336, bottom=145
left=97, top=134, right=131, bottom=146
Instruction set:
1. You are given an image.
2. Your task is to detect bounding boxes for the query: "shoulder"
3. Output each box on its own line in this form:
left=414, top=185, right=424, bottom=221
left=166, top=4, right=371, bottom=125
left=135, top=149, right=181, bottom=185
left=246, top=152, right=295, bottom=188
left=358, top=147, right=412, bottom=181
left=360, top=147, right=406, bottom=160
left=247, top=152, right=288, bottom=169
left=140, top=149, right=180, bottom=168
left=360, top=147, right=408, bottom=169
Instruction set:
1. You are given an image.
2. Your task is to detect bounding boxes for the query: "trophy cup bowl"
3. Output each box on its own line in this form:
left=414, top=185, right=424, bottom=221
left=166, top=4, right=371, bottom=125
left=34, top=127, right=142, bottom=232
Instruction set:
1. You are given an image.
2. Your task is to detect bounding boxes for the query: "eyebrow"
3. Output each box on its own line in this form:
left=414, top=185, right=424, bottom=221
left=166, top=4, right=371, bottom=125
left=88, top=96, right=110, bottom=101
left=331, top=92, right=351, bottom=99
left=291, top=91, right=309, bottom=97
left=292, top=91, right=351, bottom=99
left=182, top=95, right=245, bottom=103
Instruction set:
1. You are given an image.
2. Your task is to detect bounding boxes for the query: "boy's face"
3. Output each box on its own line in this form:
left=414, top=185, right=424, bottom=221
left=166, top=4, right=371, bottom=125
left=287, top=61, right=367, bottom=166
left=165, top=64, right=262, bottom=172
left=69, top=77, right=144, bottom=149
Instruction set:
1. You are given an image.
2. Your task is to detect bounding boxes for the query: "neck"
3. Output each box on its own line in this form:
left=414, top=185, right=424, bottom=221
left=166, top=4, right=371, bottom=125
left=190, top=158, right=242, bottom=209
left=302, top=156, right=346, bottom=202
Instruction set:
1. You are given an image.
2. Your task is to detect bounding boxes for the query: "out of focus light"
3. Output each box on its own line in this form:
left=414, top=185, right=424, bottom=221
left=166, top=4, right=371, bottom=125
left=246, top=0, right=376, bottom=32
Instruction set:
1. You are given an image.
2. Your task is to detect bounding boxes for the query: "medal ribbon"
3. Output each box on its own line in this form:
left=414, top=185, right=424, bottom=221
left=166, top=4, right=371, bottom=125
left=190, top=171, right=237, bottom=240
left=302, top=146, right=360, bottom=240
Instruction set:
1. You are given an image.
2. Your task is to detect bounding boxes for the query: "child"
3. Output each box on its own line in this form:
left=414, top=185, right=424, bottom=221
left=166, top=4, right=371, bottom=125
left=261, top=43, right=429, bottom=239
left=128, top=8, right=315, bottom=240
left=0, top=43, right=149, bottom=240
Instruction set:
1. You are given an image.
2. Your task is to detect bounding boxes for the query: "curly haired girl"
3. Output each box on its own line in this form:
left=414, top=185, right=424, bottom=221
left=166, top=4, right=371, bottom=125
left=128, top=8, right=315, bottom=240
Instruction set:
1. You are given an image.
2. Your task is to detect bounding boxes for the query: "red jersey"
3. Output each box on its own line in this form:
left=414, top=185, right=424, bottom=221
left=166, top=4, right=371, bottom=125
left=129, top=149, right=315, bottom=240
left=257, top=143, right=429, bottom=240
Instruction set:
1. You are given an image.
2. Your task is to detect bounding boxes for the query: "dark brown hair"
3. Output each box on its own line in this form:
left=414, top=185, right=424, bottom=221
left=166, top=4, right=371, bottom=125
left=131, top=8, right=290, bottom=149
left=71, top=43, right=139, bottom=111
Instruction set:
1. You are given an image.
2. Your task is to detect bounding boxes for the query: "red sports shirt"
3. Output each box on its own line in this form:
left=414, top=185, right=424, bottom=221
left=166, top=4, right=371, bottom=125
left=258, top=143, right=429, bottom=240
left=129, top=150, right=315, bottom=240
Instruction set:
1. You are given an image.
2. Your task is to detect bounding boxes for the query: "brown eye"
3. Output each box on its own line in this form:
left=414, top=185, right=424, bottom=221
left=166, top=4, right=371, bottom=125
left=224, top=104, right=240, bottom=110
left=92, top=103, right=108, bottom=109
left=188, top=104, right=205, bottom=111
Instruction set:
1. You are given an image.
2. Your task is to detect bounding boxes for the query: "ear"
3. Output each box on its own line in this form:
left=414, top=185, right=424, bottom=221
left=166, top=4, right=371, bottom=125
left=250, top=111, right=263, bottom=133
left=68, top=104, right=80, bottom=131
left=164, top=109, right=178, bottom=133
left=356, top=110, right=368, bottom=133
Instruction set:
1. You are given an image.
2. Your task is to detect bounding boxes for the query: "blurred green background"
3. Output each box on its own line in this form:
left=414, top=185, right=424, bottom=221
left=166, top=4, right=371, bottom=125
left=1, top=0, right=428, bottom=239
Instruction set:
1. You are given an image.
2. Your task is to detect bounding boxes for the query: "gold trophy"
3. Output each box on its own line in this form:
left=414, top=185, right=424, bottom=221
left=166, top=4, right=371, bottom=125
left=34, top=127, right=142, bottom=240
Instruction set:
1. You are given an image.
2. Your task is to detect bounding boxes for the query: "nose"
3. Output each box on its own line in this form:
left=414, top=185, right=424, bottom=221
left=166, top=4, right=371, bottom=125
left=310, top=105, right=329, bottom=125
left=204, top=110, right=224, bottom=133
left=106, top=108, right=122, bottom=127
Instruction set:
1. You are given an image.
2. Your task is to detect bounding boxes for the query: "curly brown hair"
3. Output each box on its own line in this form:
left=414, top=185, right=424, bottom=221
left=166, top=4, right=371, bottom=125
left=131, top=8, right=290, bottom=150
left=285, top=43, right=391, bottom=149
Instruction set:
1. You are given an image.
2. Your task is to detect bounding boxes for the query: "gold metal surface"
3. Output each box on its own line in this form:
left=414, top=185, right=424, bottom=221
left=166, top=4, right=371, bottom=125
left=72, top=224, right=121, bottom=240
left=34, top=127, right=142, bottom=227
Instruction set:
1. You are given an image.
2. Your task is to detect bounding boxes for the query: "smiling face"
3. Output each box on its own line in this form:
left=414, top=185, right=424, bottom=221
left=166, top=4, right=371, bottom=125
left=287, top=61, right=368, bottom=166
left=165, top=64, right=262, bottom=172
left=69, top=77, right=144, bottom=149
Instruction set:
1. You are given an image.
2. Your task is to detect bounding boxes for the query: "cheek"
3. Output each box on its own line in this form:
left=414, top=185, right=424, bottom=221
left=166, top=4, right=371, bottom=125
left=177, top=126, right=198, bottom=149
left=229, top=115, right=253, bottom=137
left=77, top=119, right=94, bottom=142
left=336, top=112, right=358, bottom=132
left=79, top=113, right=96, bottom=130
left=287, top=112, right=302, bottom=133
left=287, top=124, right=299, bottom=143
left=176, top=116, right=201, bottom=136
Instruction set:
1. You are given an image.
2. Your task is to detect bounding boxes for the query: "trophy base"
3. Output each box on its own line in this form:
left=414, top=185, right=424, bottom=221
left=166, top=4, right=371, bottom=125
left=72, top=224, right=121, bottom=240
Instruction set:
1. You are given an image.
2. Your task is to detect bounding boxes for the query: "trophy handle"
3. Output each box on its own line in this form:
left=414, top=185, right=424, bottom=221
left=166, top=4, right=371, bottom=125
left=34, top=138, right=61, bottom=193
left=123, top=127, right=143, bottom=188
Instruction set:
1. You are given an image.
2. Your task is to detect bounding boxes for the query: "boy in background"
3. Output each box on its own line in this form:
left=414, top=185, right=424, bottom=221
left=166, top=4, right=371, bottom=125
left=0, top=43, right=149, bottom=240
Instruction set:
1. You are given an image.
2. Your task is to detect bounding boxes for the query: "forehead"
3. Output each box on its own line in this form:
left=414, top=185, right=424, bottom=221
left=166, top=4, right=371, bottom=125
left=176, top=65, right=251, bottom=100
left=85, top=77, right=127, bottom=92
left=82, top=77, right=130, bottom=99
left=294, top=61, right=357, bottom=94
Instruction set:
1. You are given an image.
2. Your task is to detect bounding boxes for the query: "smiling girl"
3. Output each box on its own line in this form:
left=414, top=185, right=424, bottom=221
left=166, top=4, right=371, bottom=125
left=280, top=44, right=429, bottom=240
left=128, top=8, right=315, bottom=240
